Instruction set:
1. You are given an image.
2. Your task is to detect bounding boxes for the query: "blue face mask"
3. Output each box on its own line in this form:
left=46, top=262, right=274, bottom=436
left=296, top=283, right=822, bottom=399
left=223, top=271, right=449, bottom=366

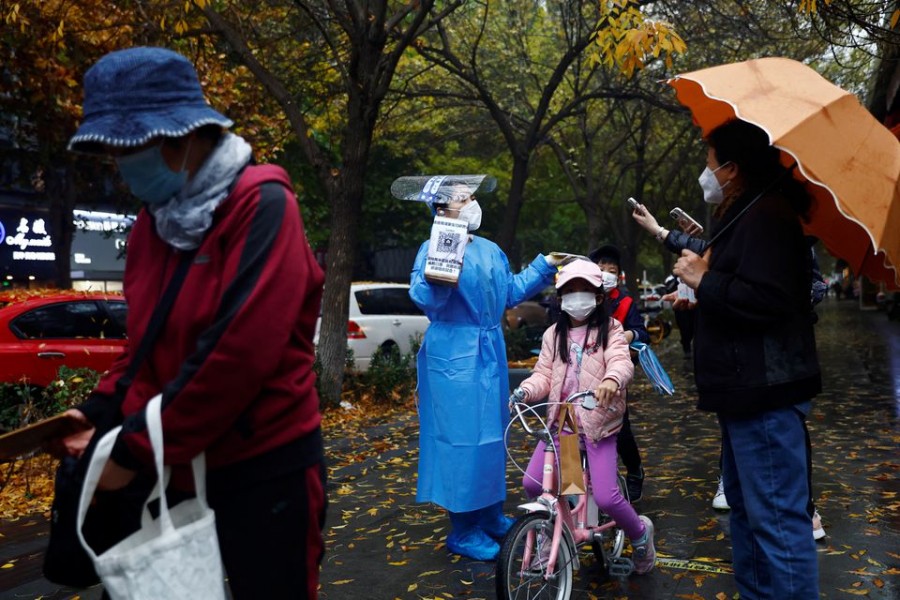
left=115, top=143, right=188, bottom=204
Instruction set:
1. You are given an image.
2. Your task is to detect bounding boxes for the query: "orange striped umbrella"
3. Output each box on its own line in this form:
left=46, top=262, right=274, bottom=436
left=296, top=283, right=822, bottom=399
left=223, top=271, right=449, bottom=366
left=669, top=57, right=900, bottom=289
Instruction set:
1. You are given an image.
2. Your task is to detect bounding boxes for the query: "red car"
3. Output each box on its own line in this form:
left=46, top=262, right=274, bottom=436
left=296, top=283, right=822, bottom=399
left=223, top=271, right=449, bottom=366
left=0, top=292, right=127, bottom=387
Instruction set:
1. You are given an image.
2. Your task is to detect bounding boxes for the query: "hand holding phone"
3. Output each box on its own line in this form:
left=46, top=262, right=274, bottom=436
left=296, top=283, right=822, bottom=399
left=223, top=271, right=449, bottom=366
left=669, top=207, right=704, bottom=235
left=626, top=197, right=645, bottom=215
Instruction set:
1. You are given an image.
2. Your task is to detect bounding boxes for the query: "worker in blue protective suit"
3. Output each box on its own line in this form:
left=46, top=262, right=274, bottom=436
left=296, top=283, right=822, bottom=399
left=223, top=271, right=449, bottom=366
left=409, top=187, right=560, bottom=561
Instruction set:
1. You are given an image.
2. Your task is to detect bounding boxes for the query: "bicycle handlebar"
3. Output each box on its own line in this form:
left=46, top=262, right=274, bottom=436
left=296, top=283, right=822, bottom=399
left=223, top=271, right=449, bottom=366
left=511, top=390, right=597, bottom=441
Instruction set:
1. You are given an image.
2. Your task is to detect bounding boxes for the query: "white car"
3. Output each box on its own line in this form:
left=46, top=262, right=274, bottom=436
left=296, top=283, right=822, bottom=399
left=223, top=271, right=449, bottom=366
left=315, top=283, right=429, bottom=371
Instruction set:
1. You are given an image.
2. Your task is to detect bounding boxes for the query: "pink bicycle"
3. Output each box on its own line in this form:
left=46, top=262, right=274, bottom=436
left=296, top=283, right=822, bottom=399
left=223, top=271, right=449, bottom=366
left=496, top=390, right=632, bottom=600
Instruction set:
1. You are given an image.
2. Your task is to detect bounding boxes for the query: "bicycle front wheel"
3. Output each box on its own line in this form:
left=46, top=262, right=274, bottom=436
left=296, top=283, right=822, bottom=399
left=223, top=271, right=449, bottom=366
left=496, top=513, right=574, bottom=600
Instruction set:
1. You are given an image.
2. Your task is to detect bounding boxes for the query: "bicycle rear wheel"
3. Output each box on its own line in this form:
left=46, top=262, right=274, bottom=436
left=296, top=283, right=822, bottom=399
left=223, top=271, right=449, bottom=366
left=496, top=513, right=574, bottom=600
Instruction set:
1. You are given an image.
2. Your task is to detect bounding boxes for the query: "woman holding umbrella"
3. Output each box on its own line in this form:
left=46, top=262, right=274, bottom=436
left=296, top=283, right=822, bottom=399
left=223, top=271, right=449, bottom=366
left=632, top=199, right=828, bottom=540
left=670, top=119, right=822, bottom=599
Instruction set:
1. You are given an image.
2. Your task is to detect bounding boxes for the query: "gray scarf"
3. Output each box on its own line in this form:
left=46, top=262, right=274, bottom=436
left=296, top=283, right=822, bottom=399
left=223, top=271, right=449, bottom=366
left=148, top=133, right=253, bottom=250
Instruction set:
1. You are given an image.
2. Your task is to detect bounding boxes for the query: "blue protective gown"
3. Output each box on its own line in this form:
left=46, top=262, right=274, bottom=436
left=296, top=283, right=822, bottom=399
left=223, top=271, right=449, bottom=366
left=409, top=237, right=555, bottom=513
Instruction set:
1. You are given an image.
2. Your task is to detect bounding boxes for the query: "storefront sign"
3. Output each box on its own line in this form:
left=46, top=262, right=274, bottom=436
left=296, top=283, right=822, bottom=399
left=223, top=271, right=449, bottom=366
left=0, top=208, right=58, bottom=281
left=70, top=209, right=134, bottom=275
left=0, top=208, right=135, bottom=282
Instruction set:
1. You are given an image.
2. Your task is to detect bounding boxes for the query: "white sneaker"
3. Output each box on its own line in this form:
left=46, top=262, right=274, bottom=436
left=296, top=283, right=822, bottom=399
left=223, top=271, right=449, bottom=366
left=812, top=510, right=826, bottom=540
left=712, top=477, right=730, bottom=511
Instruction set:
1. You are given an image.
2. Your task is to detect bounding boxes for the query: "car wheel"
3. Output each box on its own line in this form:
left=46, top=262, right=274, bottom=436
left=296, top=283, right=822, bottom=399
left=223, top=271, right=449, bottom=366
left=379, top=341, right=400, bottom=361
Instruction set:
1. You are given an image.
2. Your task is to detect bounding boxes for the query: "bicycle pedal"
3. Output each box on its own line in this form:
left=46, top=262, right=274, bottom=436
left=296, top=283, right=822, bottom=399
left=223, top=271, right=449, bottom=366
left=608, top=556, right=634, bottom=577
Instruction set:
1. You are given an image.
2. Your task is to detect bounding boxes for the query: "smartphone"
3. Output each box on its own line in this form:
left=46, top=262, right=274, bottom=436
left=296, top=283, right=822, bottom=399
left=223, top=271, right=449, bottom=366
left=669, top=207, right=704, bottom=234
left=626, top=197, right=644, bottom=214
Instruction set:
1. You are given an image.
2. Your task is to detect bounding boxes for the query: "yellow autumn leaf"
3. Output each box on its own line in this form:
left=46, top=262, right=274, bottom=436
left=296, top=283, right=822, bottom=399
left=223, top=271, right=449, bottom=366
left=418, top=570, right=443, bottom=577
left=891, top=9, right=899, bottom=29
left=407, top=583, right=417, bottom=592
left=837, top=589, right=868, bottom=596
left=1, top=563, right=14, bottom=569
left=331, top=579, right=353, bottom=585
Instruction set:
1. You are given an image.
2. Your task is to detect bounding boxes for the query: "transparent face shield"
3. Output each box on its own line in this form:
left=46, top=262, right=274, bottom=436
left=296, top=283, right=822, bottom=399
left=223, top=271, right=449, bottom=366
left=395, top=176, right=498, bottom=286
left=390, top=174, right=497, bottom=209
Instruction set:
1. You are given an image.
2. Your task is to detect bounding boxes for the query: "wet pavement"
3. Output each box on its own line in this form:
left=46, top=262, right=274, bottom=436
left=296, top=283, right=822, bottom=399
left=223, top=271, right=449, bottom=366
left=1, top=298, right=898, bottom=599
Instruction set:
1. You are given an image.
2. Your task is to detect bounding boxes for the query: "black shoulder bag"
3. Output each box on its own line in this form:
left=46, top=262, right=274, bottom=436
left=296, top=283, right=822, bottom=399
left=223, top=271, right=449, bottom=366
left=43, top=248, right=197, bottom=587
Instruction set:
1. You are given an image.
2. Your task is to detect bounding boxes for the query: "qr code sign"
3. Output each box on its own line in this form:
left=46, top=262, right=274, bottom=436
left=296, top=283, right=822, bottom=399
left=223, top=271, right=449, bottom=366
left=437, top=231, right=462, bottom=253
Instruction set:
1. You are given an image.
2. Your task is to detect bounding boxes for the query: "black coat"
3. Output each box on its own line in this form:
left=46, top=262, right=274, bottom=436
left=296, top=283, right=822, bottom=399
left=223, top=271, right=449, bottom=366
left=693, top=190, right=821, bottom=416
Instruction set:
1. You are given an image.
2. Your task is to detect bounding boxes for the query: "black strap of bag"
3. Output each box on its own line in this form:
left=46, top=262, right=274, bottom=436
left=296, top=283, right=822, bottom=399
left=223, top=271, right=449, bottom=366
left=43, top=248, right=198, bottom=588
left=706, top=164, right=796, bottom=249
left=114, top=248, right=198, bottom=399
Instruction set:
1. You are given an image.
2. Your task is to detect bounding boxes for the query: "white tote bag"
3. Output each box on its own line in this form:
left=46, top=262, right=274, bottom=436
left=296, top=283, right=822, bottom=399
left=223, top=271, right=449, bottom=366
left=77, top=395, right=225, bottom=600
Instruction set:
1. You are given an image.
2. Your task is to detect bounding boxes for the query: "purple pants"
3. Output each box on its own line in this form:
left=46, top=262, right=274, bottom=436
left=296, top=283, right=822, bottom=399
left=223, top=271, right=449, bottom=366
left=522, top=433, right=645, bottom=541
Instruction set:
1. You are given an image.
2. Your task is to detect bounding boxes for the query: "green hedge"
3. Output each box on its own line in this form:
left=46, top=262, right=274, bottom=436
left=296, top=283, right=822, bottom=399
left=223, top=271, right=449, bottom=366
left=0, top=366, right=100, bottom=431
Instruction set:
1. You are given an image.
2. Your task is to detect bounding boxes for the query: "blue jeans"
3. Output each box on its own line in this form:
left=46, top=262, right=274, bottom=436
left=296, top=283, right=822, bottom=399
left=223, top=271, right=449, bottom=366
left=719, top=403, right=818, bottom=599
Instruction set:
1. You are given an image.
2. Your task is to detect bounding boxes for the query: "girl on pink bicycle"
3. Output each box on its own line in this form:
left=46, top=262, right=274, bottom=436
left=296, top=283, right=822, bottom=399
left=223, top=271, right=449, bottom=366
left=513, top=259, right=657, bottom=575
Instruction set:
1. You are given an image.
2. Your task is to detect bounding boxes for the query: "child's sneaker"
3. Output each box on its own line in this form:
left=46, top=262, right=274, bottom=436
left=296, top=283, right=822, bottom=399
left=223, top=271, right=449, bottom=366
left=712, top=477, right=730, bottom=511
left=632, top=515, right=656, bottom=574
left=812, top=510, right=826, bottom=540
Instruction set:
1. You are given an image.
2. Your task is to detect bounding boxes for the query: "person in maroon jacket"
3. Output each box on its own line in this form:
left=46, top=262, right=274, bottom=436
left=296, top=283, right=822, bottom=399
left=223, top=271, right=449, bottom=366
left=51, top=47, right=326, bottom=599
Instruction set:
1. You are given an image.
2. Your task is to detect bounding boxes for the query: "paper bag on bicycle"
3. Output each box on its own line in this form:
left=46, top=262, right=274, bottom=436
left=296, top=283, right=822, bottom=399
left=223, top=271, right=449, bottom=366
left=556, top=405, right=586, bottom=496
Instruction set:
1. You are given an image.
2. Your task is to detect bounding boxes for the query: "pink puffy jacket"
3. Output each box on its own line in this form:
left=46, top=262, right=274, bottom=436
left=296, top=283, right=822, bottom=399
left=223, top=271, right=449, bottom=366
left=518, top=318, right=634, bottom=442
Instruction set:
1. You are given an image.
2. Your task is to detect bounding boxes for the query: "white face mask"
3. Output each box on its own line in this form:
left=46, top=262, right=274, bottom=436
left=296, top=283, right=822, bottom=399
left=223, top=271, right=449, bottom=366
left=599, top=271, right=618, bottom=292
left=698, top=163, right=731, bottom=205
left=457, top=200, right=482, bottom=232
left=560, top=291, right=597, bottom=321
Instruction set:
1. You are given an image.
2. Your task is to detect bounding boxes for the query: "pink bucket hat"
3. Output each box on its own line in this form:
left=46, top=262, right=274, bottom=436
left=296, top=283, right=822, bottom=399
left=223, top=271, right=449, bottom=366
left=555, top=259, right=605, bottom=290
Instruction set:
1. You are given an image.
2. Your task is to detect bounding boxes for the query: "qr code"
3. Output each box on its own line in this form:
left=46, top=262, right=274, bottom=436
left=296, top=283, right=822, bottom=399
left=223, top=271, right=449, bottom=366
left=437, top=231, right=462, bottom=253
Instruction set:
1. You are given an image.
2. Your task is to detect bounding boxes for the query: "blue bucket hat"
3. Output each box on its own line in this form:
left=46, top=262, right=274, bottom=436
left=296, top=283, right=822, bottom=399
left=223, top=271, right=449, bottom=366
left=68, top=47, right=233, bottom=153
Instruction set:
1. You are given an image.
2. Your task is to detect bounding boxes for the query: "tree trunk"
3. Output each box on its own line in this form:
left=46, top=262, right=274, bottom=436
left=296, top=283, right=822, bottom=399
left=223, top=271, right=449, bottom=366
left=315, top=130, right=370, bottom=405
left=47, top=162, right=75, bottom=289
left=585, top=200, right=603, bottom=250
left=496, top=154, right=530, bottom=257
